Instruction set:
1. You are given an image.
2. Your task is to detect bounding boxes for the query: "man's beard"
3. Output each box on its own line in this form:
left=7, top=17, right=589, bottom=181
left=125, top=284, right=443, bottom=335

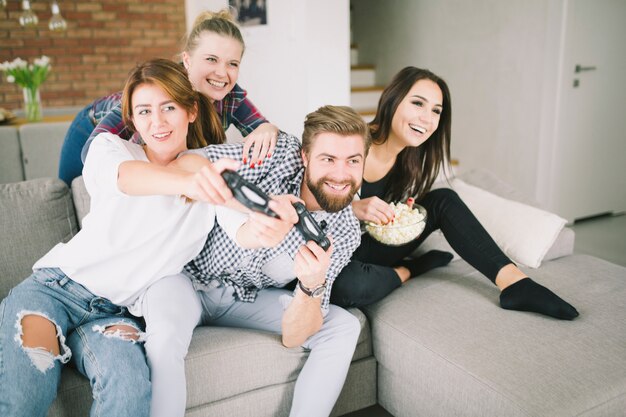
left=305, top=172, right=359, bottom=213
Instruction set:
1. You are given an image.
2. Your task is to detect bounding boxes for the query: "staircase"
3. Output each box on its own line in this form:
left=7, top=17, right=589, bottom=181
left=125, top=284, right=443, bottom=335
left=350, top=44, right=383, bottom=122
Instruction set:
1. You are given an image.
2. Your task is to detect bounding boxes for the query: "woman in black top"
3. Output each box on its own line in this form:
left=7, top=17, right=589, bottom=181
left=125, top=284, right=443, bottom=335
left=331, top=67, right=578, bottom=320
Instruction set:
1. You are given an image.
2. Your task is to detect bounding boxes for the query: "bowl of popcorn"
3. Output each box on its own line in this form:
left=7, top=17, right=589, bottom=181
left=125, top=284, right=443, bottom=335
left=365, top=199, right=427, bottom=246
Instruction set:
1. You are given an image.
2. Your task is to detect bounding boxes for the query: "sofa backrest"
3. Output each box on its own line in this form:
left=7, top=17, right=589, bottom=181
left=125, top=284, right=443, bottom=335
left=0, top=121, right=73, bottom=185
left=0, top=178, right=79, bottom=299
left=20, top=122, right=71, bottom=181
left=0, top=126, right=25, bottom=183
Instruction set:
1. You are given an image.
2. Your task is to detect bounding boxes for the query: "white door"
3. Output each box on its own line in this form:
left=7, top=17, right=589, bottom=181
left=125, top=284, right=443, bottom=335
left=549, top=0, right=626, bottom=222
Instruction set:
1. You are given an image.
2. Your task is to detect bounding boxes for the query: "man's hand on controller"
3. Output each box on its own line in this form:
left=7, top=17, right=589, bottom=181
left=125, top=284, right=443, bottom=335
left=294, top=236, right=334, bottom=290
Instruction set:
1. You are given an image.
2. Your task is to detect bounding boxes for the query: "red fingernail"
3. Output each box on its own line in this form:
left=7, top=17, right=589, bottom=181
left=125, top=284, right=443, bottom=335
left=258, top=160, right=262, bottom=165
left=250, top=163, right=255, bottom=168
left=243, top=157, right=247, bottom=164
left=267, top=153, right=272, bottom=158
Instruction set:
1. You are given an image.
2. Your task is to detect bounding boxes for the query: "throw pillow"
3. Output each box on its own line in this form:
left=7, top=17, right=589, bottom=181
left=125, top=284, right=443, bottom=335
left=449, top=179, right=567, bottom=268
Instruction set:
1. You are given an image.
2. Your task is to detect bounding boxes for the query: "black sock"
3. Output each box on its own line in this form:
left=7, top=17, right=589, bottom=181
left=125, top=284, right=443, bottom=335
left=500, top=277, right=579, bottom=320
left=397, top=250, right=454, bottom=278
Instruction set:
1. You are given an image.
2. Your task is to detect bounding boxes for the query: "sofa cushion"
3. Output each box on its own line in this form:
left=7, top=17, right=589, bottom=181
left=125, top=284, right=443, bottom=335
left=185, top=309, right=373, bottom=410
left=0, top=178, right=78, bottom=299
left=366, top=254, right=626, bottom=417
left=450, top=178, right=567, bottom=268
left=47, top=308, right=375, bottom=417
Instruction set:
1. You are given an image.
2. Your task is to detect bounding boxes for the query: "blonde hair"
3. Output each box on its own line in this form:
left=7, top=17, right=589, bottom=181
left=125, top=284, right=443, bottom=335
left=183, top=9, right=245, bottom=56
left=302, top=105, right=371, bottom=156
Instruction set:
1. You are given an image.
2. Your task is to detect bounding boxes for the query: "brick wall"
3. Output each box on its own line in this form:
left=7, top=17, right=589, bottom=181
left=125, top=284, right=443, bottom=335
left=0, top=0, right=186, bottom=111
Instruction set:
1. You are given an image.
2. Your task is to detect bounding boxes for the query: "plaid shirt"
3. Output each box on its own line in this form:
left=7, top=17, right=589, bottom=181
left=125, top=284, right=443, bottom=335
left=214, top=83, right=268, bottom=136
left=85, top=83, right=268, bottom=147
left=88, top=92, right=136, bottom=143
left=183, top=132, right=362, bottom=311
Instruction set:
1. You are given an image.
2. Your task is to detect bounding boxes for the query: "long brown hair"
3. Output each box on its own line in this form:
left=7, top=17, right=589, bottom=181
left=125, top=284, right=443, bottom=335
left=121, top=58, right=226, bottom=149
left=369, top=66, right=452, bottom=202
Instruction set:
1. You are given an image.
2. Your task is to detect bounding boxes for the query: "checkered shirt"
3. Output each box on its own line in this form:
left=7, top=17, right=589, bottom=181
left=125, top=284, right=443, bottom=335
left=183, top=132, right=362, bottom=311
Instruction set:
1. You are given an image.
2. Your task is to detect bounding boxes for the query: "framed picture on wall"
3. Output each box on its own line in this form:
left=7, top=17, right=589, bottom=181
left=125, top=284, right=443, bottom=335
left=229, top=0, right=267, bottom=26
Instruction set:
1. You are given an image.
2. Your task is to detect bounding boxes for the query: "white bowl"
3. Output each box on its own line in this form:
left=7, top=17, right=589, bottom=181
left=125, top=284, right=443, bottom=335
left=365, top=203, right=427, bottom=246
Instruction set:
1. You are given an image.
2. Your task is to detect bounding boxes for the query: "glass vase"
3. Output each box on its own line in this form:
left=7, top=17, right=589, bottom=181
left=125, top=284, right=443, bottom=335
left=23, top=86, right=43, bottom=122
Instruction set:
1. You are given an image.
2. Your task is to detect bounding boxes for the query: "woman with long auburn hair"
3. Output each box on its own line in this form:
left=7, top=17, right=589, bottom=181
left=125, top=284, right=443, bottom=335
left=0, top=59, right=239, bottom=417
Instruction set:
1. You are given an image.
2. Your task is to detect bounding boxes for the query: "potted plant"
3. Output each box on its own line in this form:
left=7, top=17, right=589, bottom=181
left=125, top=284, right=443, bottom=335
left=0, top=56, right=51, bottom=122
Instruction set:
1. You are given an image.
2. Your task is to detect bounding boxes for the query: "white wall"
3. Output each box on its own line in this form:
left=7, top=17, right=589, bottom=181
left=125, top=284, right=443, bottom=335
left=352, top=0, right=564, bottom=203
left=185, top=0, right=350, bottom=138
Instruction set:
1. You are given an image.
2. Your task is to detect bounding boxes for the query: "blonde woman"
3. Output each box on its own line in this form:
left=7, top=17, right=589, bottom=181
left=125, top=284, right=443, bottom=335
left=58, top=9, right=277, bottom=185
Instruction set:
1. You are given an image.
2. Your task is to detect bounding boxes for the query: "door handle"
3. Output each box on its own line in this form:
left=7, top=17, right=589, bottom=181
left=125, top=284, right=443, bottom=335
left=575, top=64, right=597, bottom=73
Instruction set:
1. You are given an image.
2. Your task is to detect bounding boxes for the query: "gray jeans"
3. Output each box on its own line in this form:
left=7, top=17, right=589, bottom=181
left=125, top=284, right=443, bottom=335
left=196, top=282, right=361, bottom=417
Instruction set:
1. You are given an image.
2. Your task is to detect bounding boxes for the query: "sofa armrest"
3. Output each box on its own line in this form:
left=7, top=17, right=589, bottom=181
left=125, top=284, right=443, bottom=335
left=71, top=176, right=90, bottom=228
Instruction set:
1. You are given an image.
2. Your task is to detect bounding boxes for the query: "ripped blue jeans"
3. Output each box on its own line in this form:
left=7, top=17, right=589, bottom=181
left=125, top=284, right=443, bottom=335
left=0, top=268, right=151, bottom=417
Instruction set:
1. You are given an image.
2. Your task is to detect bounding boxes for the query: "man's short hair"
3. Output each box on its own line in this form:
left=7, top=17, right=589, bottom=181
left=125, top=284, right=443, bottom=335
left=302, top=105, right=371, bottom=155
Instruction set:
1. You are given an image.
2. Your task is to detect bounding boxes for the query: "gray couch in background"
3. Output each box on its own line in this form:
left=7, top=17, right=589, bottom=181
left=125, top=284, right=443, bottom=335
left=0, top=122, right=70, bottom=184
left=1, top=171, right=625, bottom=417
left=0, top=107, right=82, bottom=184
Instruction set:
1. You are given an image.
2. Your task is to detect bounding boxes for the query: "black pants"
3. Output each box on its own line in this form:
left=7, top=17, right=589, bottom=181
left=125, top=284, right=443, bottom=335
left=330, top=188, right=513, bottom=308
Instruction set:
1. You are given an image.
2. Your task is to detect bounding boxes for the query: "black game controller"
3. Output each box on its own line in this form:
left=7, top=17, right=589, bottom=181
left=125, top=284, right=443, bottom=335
left=292, top=202, right=331, bottom=251
left=221, top=170, right=279, bottom=218
left=221, top=170, right=330, bottom=250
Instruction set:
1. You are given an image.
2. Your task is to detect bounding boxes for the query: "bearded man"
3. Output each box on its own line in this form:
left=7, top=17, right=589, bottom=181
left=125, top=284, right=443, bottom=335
left=181, top=105, right=371, bottom=417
